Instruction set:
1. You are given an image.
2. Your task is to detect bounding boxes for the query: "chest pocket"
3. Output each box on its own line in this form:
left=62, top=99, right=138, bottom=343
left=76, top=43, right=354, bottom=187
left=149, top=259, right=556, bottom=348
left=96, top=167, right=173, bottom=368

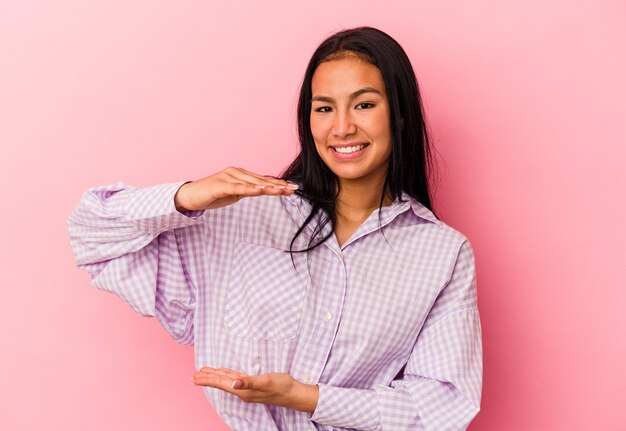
left=223, top=242, right=310, bottom=341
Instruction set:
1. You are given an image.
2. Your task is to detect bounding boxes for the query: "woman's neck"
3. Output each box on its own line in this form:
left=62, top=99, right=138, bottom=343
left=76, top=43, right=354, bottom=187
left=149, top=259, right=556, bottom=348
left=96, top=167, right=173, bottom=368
left=335, top=178, right=393, bottom=223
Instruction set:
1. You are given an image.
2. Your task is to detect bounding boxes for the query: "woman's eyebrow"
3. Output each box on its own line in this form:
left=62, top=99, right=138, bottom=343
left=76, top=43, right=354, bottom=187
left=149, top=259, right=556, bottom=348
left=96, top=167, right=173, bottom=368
left=349, top=87, right=382, bottom=99
left=311, top=87, right=382, bottom=103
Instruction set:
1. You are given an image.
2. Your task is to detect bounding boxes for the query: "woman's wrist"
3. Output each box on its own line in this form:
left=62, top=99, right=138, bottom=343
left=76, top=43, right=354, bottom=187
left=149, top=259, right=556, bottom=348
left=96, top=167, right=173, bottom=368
left=174, top=181, right=193, bottom=212
left=286, top=380, right=319, bottom=414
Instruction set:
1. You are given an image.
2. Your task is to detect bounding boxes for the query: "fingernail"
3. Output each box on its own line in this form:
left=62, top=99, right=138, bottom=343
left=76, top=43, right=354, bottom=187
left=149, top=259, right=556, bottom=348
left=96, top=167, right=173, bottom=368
left=254, top=185, right=266, bottom=189
left=273, top=185, right=286, bottom=189
left=287, top=184, right=299, bottom=189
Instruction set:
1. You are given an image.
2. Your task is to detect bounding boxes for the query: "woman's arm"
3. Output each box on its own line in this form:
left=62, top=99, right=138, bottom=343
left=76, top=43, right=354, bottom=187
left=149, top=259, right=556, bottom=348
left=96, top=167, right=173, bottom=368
left=67, top=170, right=297, bottom=344
left=67, top=181, right=207, bottom=344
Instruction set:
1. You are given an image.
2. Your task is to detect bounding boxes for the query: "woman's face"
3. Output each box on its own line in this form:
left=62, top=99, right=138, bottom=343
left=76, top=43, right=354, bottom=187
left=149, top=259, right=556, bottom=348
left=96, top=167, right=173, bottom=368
left=310, top=55, right=392, bottom=187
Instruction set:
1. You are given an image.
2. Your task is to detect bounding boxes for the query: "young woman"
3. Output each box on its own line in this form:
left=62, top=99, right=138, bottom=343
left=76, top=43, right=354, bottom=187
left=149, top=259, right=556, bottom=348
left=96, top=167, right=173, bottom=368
left=68, top=27, right=482, bottom=431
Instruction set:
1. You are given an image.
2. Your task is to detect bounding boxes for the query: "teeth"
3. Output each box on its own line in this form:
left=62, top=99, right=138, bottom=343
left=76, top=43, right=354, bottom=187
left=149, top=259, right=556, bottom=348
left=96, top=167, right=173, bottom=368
left=334, top=144, right=366, bottom=154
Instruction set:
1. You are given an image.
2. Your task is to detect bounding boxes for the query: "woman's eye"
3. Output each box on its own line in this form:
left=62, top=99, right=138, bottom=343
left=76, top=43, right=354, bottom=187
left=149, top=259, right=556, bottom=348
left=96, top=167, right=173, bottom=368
left=356, top=103, right=374, bottom=109
left=314, top=106, right=332, bottom=113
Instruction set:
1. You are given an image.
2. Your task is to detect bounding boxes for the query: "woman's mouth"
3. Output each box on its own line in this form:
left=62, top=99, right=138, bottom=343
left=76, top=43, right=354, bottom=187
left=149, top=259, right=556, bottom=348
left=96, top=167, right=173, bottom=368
left=331, top=143, right=369, bottom=160
left=333, top=143, right=368, bottom=154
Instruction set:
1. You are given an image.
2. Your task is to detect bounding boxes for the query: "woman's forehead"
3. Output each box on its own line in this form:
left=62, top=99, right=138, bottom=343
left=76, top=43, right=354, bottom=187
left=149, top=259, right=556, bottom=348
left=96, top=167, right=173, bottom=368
left=311, top=57, right=385, bottom=97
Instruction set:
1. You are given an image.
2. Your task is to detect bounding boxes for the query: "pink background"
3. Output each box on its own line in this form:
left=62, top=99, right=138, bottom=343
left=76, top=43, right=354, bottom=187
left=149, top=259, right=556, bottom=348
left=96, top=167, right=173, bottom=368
left=1, top=1, right=625, bottom=429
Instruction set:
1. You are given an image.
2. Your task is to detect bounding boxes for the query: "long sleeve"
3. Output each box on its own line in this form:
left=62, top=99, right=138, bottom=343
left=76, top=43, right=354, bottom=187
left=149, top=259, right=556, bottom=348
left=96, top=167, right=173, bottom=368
left=310, top=239, right=482, bottom=431
left=67, top=181, right=207, bottom=345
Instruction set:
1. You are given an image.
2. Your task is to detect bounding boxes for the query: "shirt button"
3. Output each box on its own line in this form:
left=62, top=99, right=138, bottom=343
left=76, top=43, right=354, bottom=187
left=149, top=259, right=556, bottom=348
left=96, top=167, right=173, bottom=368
left=302, top=374, right=311, bottom=383
left=323, top=311, right=333, bottom=321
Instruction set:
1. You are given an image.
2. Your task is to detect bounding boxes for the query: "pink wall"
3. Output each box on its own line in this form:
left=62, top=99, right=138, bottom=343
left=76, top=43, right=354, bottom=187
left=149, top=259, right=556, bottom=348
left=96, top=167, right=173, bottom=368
left=1, top=1, right=624, bottom=429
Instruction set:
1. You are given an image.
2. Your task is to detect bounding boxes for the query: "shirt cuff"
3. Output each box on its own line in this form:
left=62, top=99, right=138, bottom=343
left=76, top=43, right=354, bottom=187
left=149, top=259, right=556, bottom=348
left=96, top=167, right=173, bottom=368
left=124, top=181, right=205, bottom=234
left=308, top=383, right=380, bottom=430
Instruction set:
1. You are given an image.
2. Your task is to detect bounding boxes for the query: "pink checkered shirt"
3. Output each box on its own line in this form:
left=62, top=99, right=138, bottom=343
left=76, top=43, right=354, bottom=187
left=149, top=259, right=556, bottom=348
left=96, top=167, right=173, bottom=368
left=68, top=180, right=482, bottom=430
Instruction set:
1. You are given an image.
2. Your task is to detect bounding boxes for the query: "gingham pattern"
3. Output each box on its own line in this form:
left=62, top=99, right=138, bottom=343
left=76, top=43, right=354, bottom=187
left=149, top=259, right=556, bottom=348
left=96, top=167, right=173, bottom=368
left=68, top=180, right=482, bottom=430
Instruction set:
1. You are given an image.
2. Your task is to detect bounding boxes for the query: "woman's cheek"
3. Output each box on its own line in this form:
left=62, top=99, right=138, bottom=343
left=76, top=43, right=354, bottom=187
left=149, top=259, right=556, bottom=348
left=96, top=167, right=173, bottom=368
left=309, top=118, right=321, bottom=139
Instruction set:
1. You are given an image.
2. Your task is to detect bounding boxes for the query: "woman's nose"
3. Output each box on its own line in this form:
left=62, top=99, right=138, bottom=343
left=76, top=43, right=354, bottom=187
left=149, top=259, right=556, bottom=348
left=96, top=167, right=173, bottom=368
left=331, top=110, right=357, bottom=138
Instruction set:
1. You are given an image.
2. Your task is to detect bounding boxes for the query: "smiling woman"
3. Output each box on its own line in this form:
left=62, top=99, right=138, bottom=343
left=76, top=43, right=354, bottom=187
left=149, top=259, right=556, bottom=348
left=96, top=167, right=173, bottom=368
left=68, top=26, right=482, bottom=431
left=311, top=57, right=392, bottom=192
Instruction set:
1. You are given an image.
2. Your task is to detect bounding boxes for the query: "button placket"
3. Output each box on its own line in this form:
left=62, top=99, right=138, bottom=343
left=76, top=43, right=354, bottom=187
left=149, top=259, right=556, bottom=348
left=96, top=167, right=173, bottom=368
left=293, top=248, right=346, bottom=393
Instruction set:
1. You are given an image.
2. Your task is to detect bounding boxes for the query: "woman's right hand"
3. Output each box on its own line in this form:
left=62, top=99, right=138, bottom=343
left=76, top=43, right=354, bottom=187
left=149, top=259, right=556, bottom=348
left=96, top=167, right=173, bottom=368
left=174, top=167, right=299, bottom=212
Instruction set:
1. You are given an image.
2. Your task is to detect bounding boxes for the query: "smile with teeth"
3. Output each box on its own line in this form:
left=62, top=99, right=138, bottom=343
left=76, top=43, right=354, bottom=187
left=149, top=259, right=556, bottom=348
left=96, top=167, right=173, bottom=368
left=333, top=144, right=368, bottom=154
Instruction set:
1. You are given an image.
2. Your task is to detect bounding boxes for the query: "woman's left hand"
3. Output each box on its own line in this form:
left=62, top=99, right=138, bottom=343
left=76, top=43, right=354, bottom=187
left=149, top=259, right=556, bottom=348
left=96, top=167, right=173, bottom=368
left=192, top=367, right=319, bottom=414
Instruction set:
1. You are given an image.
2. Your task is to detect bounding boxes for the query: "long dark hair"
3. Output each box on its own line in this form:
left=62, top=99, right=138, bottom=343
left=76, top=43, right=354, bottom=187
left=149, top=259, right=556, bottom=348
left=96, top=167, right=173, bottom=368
left=281, top=26, right=436, bottom=253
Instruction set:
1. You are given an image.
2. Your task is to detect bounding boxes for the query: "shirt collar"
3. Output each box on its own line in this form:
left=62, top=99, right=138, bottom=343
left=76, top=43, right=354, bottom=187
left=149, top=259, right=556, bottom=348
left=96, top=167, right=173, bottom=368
left=399, top=191, right=441, bottom=226
left=284, top=190, right=440, bottom=227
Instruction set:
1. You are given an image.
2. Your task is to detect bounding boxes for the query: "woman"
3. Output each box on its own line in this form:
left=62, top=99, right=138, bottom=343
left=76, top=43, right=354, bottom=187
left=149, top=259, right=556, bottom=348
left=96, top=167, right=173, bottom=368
left=68, top=26, right=482, bottom=430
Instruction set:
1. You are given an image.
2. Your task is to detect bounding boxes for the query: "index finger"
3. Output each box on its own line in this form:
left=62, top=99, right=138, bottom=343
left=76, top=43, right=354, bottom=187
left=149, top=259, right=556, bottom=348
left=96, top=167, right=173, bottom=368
left=236, top=168, right=296, bottom=188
